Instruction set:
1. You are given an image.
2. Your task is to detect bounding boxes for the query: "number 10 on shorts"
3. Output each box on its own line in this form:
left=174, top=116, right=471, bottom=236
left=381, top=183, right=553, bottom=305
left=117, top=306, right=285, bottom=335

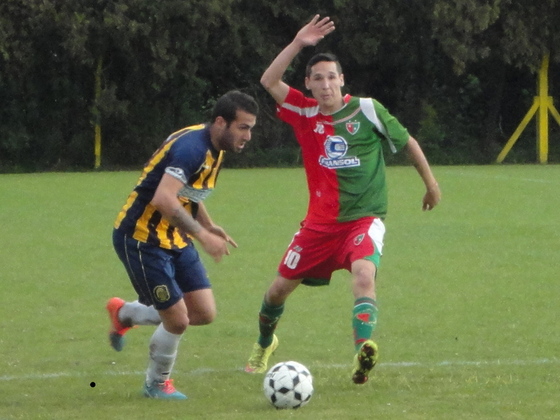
left=283, top=250, right=301, bottom=269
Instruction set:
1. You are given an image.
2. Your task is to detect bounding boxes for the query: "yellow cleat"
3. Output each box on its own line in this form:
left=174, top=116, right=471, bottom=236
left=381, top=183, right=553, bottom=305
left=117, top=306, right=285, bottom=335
left=244, top=335, right=279, bottom=373
left=352, top=339, right=379, bottom=384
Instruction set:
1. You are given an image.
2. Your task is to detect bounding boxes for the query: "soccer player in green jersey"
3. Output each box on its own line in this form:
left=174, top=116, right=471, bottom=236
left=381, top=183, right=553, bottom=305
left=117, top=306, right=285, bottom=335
left=244, top=15, right=441, bottom=384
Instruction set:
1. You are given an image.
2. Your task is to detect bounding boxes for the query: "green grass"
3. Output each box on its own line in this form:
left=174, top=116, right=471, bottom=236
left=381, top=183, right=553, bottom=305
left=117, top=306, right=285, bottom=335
left=1, top=165, right=559, bottom=419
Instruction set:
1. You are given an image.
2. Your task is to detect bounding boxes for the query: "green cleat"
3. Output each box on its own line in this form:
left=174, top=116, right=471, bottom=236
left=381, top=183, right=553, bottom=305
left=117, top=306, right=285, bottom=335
left=143, top=379, right=187, bottom=400
left=244, top=334, right=279, bottom=373
left=352, top=339, right=379, bottom=384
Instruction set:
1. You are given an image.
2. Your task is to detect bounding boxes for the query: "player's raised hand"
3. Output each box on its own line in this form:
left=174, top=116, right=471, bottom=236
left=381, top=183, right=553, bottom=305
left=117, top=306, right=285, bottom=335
left=295, top=15, right=335, bottom=47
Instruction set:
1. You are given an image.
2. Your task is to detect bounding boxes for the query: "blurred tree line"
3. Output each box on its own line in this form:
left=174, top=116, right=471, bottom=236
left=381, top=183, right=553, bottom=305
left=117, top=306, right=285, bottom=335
left=1, top=0, right=559, bottom=172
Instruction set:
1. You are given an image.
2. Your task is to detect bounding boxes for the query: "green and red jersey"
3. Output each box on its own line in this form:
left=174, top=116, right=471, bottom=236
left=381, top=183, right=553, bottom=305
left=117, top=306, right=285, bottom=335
left=277, top=87, right=410, bottom=224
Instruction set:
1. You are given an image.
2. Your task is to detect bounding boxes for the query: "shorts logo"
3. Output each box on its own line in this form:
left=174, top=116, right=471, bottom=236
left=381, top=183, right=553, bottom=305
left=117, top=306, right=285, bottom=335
left=153, top=285, right=171, bottom=303
left=354, top=234, right=365, bottom=245
left=319, top=136, right=360, bottom=169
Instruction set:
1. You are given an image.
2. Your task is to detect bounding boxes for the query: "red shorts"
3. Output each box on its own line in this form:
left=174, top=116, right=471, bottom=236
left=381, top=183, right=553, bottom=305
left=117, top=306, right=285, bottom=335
left=277, top=217, right=385, bottom=286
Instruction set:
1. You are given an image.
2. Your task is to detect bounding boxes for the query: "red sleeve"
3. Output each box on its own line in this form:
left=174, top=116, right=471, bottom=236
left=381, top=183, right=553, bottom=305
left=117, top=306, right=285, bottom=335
left=276, top=88, right=318, bottom=131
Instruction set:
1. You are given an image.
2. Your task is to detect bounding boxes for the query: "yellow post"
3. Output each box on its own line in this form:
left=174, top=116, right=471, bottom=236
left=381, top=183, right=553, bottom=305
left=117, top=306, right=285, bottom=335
left=94, top=121, right=101, bottom=169
left=93, top=57, right=102, bottom=169
left=548, top=96, right=560, bottom=126
left=538, top=54, right=549, bottom=163
left=496, top=99, right=539, bottom=163
left=497, top=54, right=559, bottom=163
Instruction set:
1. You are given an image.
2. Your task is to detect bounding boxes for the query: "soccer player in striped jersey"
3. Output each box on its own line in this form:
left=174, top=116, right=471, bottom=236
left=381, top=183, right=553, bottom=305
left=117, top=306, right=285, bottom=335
left=244, top=15, right=441, bottom=384
left=106, top=90, right=258, bottom=399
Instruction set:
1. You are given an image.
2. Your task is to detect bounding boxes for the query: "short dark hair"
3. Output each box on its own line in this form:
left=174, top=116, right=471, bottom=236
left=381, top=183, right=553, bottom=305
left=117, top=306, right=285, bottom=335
left=305, top=53, right=343, bottom=77
left=211, top=90, right=259, bottom=124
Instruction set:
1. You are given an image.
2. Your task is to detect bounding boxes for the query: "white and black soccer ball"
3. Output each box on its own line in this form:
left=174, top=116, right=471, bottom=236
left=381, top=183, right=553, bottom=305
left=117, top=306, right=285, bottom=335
left=263, top=361, right=314, bottom=409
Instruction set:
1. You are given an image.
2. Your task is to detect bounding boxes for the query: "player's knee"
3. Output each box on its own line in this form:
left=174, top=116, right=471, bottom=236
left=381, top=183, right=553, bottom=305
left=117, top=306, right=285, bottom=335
left=266, top=276, right=298, bottom=305
left=190, top=308, right=216, bottom=326
left=352, top=264, right=376, bottom=293
left=354, top=276, right=374, bottom=293
left=162, top=314, right=190, bottom=334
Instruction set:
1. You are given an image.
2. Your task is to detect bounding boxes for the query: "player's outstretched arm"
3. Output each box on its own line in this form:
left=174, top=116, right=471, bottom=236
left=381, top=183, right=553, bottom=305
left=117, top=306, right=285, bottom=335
left=405, top=136, right=441, bottom=211
left=261, top=14, right=335, bottom=105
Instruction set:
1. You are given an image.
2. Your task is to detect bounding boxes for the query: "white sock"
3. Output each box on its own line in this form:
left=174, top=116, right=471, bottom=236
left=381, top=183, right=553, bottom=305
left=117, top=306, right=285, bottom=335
left=119, top=301, right=161, bottom=326
left=145, top=324, right=182, bottom=384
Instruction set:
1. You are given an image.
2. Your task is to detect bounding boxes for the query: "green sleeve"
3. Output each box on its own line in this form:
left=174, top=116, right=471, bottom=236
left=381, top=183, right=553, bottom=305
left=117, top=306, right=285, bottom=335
left=373, top=99, right=410, bottom=152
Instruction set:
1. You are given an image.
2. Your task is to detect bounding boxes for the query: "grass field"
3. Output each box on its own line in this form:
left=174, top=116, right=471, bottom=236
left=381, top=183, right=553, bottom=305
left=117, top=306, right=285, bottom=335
left=1, top=165, right=559, bottom=419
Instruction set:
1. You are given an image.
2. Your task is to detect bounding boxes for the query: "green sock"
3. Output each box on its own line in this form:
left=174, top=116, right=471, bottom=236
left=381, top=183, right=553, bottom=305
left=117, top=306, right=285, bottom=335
left=352, top=297, right=378, bottom=351
left=257, top=299, right=284, bottom=348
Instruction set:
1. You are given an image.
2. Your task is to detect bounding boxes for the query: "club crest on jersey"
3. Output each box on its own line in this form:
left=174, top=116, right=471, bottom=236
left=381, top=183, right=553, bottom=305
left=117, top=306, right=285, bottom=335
left=354, top=234, right=365, bottom=245
left=319, top=136, right=360, bottom=169
left=346, top=121, right=360, bottom=135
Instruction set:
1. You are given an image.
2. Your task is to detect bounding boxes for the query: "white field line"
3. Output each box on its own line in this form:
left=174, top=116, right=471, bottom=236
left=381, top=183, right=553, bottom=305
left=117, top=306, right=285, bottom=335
left=1, top=358, right=558, bottom=382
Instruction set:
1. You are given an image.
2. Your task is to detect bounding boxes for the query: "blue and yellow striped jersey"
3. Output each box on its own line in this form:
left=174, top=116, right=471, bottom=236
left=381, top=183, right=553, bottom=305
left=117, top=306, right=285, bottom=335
left=114, top=124, right=224, bottom=250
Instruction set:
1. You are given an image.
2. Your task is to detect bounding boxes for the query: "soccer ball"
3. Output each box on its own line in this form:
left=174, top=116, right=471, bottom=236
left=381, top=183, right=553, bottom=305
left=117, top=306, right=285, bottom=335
left=263, top=361, right=314, bottom=409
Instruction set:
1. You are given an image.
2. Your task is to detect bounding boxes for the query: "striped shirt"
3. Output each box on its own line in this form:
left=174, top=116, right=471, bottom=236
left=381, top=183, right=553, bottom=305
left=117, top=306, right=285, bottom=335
left=114, top=124, right=223, bottom=250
